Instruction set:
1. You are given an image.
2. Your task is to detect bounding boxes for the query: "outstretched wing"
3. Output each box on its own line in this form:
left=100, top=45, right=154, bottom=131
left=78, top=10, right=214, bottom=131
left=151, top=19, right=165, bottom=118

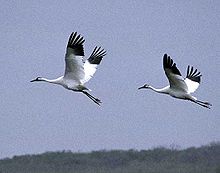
left=64, top=32, right=85, bottom=82
left=184, top=66, right=201, bottom=93
left=163, top=54, right=188, bottom=92
left=81, top=46, right=106, bottom=84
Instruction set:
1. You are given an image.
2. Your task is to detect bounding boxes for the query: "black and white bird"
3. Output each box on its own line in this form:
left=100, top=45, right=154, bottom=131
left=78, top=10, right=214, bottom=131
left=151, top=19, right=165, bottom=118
left=138, top=54, right=212, bottom=109
left=31, top=32, right=106, bottom=106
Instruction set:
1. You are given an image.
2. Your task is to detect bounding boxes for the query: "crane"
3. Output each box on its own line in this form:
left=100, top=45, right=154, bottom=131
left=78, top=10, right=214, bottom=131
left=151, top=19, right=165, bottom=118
left=138, top=54, right=212, bottom=109
left=31, top=32, right=106, bottom=106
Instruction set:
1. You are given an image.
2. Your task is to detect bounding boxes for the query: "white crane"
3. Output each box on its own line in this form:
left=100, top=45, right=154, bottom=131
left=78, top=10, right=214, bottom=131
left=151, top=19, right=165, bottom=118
left=31, top=32, right=106, bottom=106
left=138, top=54, right=212, bottom=109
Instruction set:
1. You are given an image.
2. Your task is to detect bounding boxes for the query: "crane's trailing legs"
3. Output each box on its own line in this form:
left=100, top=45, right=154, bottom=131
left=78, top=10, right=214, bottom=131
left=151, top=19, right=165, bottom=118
left=81, top=91, right=102, bottom=106
left=191, top=99, right=212, bottom=109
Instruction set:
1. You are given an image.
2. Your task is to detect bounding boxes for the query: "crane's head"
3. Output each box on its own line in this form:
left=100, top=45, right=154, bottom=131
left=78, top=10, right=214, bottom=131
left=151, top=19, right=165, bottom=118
left=30, top=77, right=43, bottom=82
left=138, top=84, right=150, bottom=90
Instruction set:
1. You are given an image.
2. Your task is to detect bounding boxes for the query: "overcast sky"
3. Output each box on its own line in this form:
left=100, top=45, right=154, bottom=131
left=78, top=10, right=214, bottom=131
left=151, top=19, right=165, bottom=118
left=0, top=0, right=219, bottom=159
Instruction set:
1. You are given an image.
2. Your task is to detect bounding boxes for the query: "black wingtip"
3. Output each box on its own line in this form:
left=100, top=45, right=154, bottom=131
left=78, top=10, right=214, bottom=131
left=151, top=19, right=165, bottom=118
left=163, top=54, right=181, bottom=76
left=67, top=32, right=85, bottom=56
left=186, top=65, right=202, bottom=83
left=87, top=46, right=106, bottom=65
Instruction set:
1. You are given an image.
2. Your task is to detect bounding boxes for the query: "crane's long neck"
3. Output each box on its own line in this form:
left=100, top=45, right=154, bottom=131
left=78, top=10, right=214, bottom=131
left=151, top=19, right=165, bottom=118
left=36, top=76, right=63, bottom=85
left=148, top=85, right=170, bottom=94
left=42, top=78, right=60, bottom=84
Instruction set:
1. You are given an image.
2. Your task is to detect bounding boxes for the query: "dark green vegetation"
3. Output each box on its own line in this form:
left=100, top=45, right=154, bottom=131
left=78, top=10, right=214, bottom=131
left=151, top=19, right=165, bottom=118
left=0, top=142, right=220, bottom=173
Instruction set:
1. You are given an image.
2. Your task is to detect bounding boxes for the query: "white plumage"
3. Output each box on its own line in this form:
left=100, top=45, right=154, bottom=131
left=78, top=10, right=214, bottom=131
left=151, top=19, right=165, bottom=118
left=138, top=54, right=212, bottom=109
left=31, top=32, right=106, bottom=105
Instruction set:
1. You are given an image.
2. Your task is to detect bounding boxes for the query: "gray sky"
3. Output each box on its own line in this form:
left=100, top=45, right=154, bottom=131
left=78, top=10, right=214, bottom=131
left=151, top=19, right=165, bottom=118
left=0, top=0, right=220, bottom=159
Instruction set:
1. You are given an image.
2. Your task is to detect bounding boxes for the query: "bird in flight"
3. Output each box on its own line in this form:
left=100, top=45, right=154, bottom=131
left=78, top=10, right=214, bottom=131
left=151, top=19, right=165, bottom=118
left=31, top=32, right=106, bottom=106
left=138, top=54, right=212, bottom=109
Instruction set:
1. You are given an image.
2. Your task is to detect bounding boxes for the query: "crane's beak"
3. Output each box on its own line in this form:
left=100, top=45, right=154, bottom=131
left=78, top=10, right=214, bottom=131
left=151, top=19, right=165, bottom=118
left=138, top=86, right=145, bottom=90
left=30, top=78, right=37, bottom=82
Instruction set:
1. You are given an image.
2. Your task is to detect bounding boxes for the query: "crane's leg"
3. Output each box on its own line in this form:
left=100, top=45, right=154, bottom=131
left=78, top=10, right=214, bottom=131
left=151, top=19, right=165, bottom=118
left=196, top=100, right=212, bottom=106
left=81, top=91, right=102, bottom=106
left=191, top=100, right=212, bottom=109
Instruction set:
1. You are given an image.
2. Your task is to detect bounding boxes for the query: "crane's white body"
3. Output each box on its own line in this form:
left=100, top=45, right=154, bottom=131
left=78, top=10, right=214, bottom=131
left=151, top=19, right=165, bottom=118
left=31, top=32, right=106, bottom=105
left=138, top=54, right=212, bottom=109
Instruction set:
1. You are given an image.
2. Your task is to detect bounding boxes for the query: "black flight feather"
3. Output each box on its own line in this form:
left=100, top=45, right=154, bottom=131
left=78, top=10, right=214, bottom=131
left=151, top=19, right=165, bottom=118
left=88, top=46, right=106, bottom=65
left=163, top=54, right=182, bottom=76
left=186, top=65, right=201, bottom=83
left=67, top=32, right=85, bottom=56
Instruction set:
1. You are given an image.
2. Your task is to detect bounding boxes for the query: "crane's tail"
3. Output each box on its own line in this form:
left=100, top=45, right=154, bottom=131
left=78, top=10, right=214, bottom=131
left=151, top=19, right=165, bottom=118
left=193, top=100, right=212, bottom=109
left=82, top=91, right=102, bottom=106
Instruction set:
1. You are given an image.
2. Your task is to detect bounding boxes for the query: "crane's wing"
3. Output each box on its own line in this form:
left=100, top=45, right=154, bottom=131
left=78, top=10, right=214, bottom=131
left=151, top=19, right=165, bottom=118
left=184, top=66, right=201, bottom=93
left=64, top=32, right=85, bottom=82
left=163, top=54, right=188, bottom=92
left=81, top=46, right=106, bottom=84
